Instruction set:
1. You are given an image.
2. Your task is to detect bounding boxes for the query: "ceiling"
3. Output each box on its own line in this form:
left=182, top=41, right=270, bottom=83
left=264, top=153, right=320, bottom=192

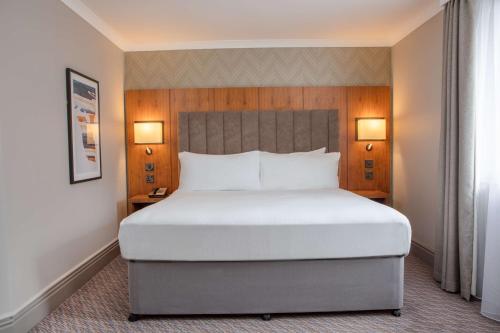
left=62, top=0, right=443, bottom=51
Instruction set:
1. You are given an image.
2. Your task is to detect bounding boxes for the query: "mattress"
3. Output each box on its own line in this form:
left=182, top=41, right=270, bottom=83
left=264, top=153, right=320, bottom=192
left=119, top=189, right=411, bottom=261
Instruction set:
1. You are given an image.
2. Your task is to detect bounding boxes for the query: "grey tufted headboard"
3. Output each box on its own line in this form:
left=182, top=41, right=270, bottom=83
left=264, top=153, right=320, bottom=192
left=178, top=110, right=339, bottom=154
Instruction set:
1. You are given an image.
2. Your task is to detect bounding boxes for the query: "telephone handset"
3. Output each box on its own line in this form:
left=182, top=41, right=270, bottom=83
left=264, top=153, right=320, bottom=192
left=148, top=187, right=167, bottom=198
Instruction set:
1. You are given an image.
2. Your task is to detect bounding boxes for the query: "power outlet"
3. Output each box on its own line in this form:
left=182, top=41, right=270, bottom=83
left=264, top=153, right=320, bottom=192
left=145, top=174, right=155, bottom=183
left=365, top=160, right=374, bottom=168
left=365, top=171, right=374, bottom=180
left=145, top=163, right=155, bottom=171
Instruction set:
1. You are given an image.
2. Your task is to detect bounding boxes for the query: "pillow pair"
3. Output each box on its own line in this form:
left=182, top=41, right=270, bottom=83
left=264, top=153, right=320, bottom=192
left=178, top=148, right=340, bottom=191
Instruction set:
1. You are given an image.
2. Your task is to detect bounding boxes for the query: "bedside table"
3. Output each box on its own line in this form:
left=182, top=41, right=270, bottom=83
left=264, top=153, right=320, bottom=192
left=350, top=190, right=390, bottom=205
left=128, top=194, right=166, bottom=214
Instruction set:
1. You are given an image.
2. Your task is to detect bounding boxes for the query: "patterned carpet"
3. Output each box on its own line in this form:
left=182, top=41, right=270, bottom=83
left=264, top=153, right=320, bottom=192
left=32, top=255, right=500, bottom=333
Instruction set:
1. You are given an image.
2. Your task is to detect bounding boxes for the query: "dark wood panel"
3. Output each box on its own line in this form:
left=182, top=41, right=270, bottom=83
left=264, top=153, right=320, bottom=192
left=125, top=90, right=170, bottom=214
left=258, top=87, right=303, bottom=110
left=125, top=86, right=391, bottom=202
left=214, top=88, right=259, bottom=111
left=347, top=86, right=391, bottom=192
left=170, top=88, right=215, bottom=190
left=303, top=87, right=348, bottom=189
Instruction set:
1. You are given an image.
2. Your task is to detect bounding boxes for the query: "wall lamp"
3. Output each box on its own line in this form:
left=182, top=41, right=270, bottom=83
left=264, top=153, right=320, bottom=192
left=134, top=121, right=164, bottom=155
left=355, top=118, right=386, bottom=151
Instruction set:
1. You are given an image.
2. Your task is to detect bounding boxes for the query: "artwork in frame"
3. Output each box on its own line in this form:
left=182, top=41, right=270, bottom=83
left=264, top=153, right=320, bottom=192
left=66, top=68, right=102, bottom=184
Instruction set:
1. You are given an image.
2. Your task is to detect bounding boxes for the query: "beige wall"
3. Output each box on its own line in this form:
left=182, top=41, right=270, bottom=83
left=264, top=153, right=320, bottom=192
left=0, top=147, right=10, bottom=315
left=392, top=11, right=443, bottom=252
left=125, top=47, right=391, bottom=89
left=0, top=0, right=126, bottom=318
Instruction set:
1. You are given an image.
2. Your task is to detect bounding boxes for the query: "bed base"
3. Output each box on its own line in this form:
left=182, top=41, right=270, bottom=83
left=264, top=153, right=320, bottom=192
left=127, top=256, right=404, bottom=320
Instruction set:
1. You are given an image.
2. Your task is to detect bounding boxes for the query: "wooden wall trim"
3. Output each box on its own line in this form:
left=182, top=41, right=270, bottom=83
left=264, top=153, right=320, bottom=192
left=125, top=90, right=170, bottom=214
left=214, top=88, right=259, bottom=111
left=258, top=87, right=304, bottom=110
left=346, top=86, right=391, bottom=192
left=125, top=86, right=391, bottom=206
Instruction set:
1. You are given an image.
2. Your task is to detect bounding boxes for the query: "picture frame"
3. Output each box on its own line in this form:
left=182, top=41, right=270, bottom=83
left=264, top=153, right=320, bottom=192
left=66, top=68, right=102, bottom=184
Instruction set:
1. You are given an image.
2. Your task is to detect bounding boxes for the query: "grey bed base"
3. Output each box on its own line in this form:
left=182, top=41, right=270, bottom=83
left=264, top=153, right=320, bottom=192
left=127, top=256, right=404, bottom=320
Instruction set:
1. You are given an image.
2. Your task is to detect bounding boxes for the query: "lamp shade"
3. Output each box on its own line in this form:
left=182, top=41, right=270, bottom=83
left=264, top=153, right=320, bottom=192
left=356, top=118, right=386, bottom=141
left=134, top=121, right=164, bottom=144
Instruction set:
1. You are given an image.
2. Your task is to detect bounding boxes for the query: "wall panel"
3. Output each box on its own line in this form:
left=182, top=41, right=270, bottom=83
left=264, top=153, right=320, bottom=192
left=347, top=86, right=391, bottom=192
left=214, top=88, right=259, bottom=111
left=258, top=87, right=304, bottom=110
left=126, top=86, right=391, bottom=197
left=125, top=90, right=170, bottom=212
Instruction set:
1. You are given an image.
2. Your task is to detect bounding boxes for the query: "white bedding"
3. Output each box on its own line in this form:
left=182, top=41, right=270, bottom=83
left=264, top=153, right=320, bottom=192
left=119, top=189, right=411, bottom=261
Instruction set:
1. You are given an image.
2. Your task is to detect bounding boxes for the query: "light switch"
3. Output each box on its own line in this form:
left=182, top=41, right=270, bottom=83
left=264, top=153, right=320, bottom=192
left=365, top=160, right=374, bottom=168
left=365, top=171, right=374, bottom=180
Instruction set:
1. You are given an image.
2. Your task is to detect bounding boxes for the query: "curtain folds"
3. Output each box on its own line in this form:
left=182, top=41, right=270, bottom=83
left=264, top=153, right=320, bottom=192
left=434, top=0, right=476, bottom=300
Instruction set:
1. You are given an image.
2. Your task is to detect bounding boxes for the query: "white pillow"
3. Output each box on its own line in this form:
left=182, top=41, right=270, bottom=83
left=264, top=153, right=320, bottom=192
left=273, top=147, right=326, bottom=155
left=178, top=151, right=260, bottom=191
left=260, top=152, right=340, bottom=190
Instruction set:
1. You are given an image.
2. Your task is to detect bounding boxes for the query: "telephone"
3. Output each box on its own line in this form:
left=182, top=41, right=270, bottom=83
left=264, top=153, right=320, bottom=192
left=148, top=187, right=167, bottom=198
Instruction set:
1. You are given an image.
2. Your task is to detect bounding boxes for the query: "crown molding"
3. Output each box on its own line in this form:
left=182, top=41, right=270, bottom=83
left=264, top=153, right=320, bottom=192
left=125, top=39, right=392, bottom=52
left=60, top=0, right=127, bottom=50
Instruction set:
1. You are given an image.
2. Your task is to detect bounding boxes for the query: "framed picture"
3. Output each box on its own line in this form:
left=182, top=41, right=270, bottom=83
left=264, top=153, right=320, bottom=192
left=66, top=68, right=102, bottom=184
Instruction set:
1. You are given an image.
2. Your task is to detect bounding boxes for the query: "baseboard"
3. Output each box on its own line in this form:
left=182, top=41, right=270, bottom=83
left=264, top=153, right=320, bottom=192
left=411, top=241, right=434, bottom=267
left=0, top=239, right=119, bottom=333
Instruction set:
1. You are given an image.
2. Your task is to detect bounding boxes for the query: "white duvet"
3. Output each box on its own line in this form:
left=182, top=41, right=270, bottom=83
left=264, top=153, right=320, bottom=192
left=119, top=189, right=411, bottom=261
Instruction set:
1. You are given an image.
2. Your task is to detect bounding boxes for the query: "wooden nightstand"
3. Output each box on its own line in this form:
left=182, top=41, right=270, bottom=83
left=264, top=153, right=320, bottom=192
left=128, top=194, right=166, bottom=214
left=350, top=190, right=390, bottom=205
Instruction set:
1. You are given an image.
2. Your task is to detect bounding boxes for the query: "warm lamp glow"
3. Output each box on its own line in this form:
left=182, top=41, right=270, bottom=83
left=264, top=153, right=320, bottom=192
left=134, top=121, right=164, bottom=144
left=356, top=118, right=386, bottom=141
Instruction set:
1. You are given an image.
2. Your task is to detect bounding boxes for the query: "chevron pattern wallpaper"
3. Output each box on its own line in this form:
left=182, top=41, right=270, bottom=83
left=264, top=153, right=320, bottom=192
left=125, top=47, right=391, bottom=89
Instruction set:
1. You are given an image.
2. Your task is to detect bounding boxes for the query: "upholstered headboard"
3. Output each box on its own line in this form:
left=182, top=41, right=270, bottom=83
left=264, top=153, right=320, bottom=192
left=178, top=110, right=339, bottom=154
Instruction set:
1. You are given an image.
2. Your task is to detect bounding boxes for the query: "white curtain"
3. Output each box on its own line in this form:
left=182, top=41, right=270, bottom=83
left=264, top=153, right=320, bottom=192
left=474, top=0, right=500, bottom=322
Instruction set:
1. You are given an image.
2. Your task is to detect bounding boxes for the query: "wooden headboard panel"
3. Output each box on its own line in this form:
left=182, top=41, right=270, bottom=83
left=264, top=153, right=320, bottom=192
left=125, top=86, right=389, bottom=209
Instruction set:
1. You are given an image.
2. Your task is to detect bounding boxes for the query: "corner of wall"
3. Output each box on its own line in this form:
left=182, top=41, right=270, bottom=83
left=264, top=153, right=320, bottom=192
left=391, top=11, right=444, bottom=253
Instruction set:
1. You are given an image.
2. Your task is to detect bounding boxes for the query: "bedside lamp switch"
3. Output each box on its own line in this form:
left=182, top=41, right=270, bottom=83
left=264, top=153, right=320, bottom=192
left=145, top=163, right=155, bottom=171
left=365, top=160, right=374, bottom=168
left=365, top=171, right=374, bottom=180
left=145, top=174, right=155, bottom=183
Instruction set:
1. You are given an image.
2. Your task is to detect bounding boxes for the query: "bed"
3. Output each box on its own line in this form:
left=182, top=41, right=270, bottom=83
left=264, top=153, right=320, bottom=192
left=119, top=110, right=411, bottom=321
